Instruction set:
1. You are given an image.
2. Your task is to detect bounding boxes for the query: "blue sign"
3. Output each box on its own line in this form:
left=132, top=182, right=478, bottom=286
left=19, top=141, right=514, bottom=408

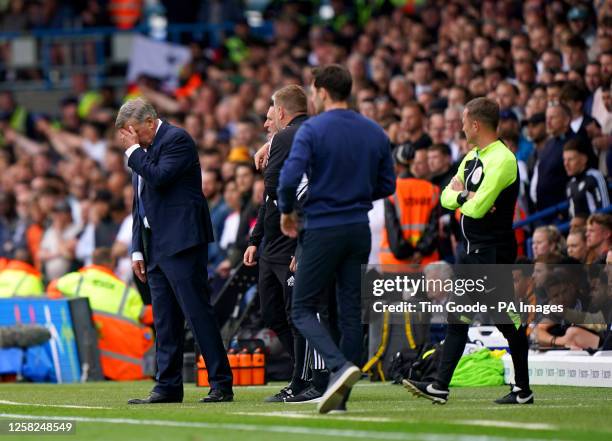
left=0, top=298, right=81, bottom=383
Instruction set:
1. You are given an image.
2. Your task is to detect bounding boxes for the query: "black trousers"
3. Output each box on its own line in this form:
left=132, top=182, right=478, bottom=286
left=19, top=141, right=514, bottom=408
left=258, top=257, right=305, bottom=383
left=435, top=245, right=530, bottom=391
left=146, top=239, right=233, bottom=396
left=292, top=223, right=371, bottom=371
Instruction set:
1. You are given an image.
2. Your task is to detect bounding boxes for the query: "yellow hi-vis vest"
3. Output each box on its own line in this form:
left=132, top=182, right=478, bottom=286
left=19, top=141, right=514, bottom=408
left=50, top=265, right=153, bottom=380
left=0, top=260, right=44, bottom=297
left=54, top=265, right=145, bottom=323
left=379, top=177, right=440, bottom=266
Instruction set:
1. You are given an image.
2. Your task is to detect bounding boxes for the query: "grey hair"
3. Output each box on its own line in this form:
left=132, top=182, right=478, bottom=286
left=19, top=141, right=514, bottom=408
left=423, top=261, right=454, bottom=281
left=115, top=98, right=157, bottom=129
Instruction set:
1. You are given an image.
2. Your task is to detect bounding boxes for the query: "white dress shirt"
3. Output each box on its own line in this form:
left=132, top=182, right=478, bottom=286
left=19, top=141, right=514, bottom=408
left=571, top=116, right=584, bottom=134
left=126, top=119, right=162, bottom=262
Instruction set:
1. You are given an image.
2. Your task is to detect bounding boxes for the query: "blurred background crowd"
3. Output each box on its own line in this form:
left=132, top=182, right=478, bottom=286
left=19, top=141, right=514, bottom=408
left=0, top=0, right=610, bottom=299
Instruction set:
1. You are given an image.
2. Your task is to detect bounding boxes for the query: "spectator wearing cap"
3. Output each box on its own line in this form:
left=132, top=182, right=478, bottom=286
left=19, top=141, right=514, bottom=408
left=530, top=102, right=574, bottom=218
left=524, top=112, right=547, bottom=175
left=564, top=138, right=609, bottom=219
left=498, top=109, right=533, bottom=163
left=38, top=200, right=80, bottom=281
left=567, top=6, right=595, bottom=50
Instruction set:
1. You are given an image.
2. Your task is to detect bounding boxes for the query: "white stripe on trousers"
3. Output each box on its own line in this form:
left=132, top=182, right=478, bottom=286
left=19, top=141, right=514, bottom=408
left=301, top=313, right=325, bottom=380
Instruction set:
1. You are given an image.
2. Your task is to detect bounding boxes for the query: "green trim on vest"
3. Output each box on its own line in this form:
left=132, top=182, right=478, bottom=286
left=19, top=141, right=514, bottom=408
left=56, top=268, right=144, bottom=322
left=0, top=269, right=44, bottom=297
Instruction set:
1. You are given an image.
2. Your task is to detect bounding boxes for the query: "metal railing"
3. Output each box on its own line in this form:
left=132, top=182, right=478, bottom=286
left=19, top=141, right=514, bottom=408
left=0, top=21, right=272, bottom=91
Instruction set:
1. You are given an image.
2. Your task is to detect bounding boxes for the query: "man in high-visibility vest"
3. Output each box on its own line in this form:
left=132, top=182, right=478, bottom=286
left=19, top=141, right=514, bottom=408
left=403, top=97, right=532, bottom=405
left=48, top=247, right=154, bottom=381
left=380, top=142, right=441, bottom=267
left=0, top=251, right=44, bottom=298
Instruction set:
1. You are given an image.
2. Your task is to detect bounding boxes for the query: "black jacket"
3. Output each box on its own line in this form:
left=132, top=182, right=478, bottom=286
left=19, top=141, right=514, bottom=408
left=567, top=168, right=610, bottom=217
left=248, top=114, right=308, bottom=264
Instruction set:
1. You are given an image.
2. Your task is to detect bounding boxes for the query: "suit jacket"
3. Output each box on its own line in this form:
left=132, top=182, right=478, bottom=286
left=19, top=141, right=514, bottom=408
left=129, top=121, right=214, bottom=259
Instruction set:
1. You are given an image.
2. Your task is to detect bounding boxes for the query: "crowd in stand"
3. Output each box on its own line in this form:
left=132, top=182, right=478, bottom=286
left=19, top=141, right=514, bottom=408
left=0, top=1, right=611, bottom=350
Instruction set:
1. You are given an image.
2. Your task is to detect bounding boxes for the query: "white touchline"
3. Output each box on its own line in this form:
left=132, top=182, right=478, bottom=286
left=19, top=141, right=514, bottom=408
left=234, top=411, right=393, bottom=422
left=0, top=400, right=111, bottom=410
left=457, top=420, right=557, bottom=431
left=0, top=413, right=554, bottom=441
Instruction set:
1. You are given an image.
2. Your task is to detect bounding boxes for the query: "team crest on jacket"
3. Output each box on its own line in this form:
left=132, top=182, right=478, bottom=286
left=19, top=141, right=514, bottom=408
left=471, top=166, right=483, bottom=185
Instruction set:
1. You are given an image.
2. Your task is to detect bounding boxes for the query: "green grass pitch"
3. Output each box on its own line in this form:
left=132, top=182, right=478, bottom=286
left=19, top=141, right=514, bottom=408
left=0, top=381, right=610, bottom=441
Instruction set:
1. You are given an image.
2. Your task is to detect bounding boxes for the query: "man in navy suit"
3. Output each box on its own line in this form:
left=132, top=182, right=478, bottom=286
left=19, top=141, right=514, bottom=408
left=116, top=98, right=233, bottom=404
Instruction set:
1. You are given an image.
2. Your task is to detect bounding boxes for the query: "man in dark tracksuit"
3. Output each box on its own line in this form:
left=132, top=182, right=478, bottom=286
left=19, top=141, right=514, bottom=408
left=278, top=65, right=396, bottom=414
left=404, top=98, right=533, bottom=405
left=243, top=85, right=311, bottom=402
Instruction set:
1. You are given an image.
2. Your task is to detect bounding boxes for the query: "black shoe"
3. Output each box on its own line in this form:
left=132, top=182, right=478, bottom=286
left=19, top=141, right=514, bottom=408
left=284, top=385, right=323, bottom=404
left=199, top=389, right=234, bottom=403
left=128, top=391, right=183, bottom=405
left=317, top=362, right=361, bottom=414
left=402, top=379, right=449, bottom=404
left=264, top=385, right=297, bottom=403
left=495, top=385, right=534, bottom=405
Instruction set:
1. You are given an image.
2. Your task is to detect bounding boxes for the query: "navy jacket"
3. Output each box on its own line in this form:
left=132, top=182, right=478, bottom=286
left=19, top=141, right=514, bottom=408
left=129, top=121, right=214, bottom=258
left=278, top=109, right=395, bottom=229
left=535, top=130, right=573, bottom=212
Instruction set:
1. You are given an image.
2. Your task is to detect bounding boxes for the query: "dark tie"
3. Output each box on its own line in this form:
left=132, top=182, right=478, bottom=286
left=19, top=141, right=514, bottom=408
left=137, top=182, right=146, bottom=222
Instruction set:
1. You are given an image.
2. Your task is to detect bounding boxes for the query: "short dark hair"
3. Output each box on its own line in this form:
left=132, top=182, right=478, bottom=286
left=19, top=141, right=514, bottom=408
left=402, top=101, right=425, bottom=115
left=465, top=97, right=499, bottom=130
left=428, top=143, right=451, bottom=156
left=547, top=80, right=565, bottom=91
left=312, top=64, right=353, bottom=102
left=235, top=162, right=255, bottom=174
left=205, top=168, right=223, bottom=184
left=560, top=82, right=587, bottom=104
left=566, top=35, right=587, bottom=49
left=563, top=137, right=590, bottom=156
left=499, top=128, right=520, bottom=147
left=201, top=148, right=221, bottom=157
